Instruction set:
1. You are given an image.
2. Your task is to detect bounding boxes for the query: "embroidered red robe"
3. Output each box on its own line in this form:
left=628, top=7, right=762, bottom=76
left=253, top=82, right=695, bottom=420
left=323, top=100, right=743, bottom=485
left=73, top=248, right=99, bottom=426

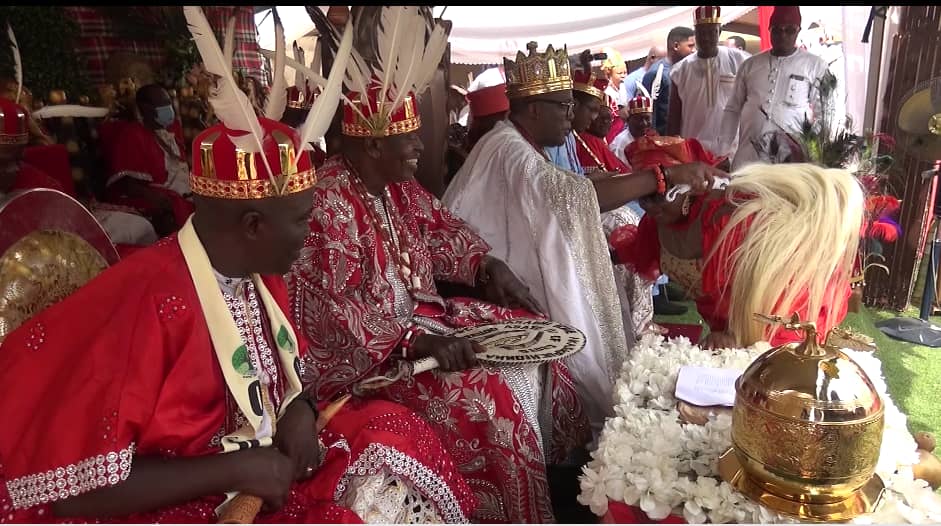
left=0, top=236, right=474, bottom=523
left=288, top=156, right=590, bottom=524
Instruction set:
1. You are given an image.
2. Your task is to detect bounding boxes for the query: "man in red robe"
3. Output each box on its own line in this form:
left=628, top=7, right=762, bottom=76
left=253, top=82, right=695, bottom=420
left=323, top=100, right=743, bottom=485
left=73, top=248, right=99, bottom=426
left=0, top=95, right=159, bottom=250
left=288, top=82, right=590, bottom=524
left=610, top=134, right=855, bottom=348
left=0, top=111, right=474, bottom=522
left=572, top=73, right=630, bottom=175
left=98, top=84, right=195, bottom=235
left=0, top=96, right=66, bottom=196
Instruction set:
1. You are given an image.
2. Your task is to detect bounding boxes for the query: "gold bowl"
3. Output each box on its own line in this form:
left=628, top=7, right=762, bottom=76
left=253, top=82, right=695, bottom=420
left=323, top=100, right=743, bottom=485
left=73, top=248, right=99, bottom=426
left=718, top=449, right=884, bottom=522
left=722, top=315, right=885, bottom=520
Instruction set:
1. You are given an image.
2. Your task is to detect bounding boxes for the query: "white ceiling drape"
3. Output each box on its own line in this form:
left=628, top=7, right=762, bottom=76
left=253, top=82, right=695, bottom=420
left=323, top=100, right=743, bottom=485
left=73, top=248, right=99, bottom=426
left=438, top=6, right=757, bottom=65
left=256, top=6, right=758, bottom=66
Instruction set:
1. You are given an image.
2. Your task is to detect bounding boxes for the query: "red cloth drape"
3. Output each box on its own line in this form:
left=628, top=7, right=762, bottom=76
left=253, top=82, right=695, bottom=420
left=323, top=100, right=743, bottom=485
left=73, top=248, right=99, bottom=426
left=758, top=6, right=774, bottom=52
left=602, top=501, right=686, bottom=524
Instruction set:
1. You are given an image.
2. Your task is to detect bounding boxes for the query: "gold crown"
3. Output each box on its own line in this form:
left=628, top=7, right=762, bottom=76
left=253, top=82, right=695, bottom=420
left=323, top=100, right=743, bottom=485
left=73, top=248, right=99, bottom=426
left=504, top=41, right=572, bottom=99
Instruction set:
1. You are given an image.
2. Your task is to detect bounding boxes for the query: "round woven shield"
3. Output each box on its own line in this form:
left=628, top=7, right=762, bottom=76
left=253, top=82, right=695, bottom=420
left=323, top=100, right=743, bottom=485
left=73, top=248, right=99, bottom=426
left=451, top=319, right=586, bottom=365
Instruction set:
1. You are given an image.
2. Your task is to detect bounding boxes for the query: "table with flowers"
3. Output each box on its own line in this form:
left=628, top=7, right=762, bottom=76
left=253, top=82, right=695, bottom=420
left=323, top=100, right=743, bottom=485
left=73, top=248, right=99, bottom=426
left=577, top=333, right=941, bottom=524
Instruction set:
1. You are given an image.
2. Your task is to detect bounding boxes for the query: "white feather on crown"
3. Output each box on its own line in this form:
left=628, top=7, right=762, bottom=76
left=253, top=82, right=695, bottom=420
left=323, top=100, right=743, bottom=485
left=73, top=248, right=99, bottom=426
left=333, top=6, right=449, bottom=135
left=6, top=24, right=22, bottom=105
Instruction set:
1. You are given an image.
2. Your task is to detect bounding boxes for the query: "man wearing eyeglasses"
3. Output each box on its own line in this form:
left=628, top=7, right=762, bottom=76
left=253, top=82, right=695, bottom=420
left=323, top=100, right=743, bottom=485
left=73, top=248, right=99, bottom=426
left=717, top=5, right=828, bottom=170
left=443, top=42, right=726, bottom=436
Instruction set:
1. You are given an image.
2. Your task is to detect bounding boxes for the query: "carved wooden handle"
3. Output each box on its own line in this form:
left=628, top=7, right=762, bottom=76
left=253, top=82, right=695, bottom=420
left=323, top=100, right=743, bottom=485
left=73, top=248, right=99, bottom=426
left=217, top=494, right=263, bottom=524
left=216, top=394, right=353, bottom=524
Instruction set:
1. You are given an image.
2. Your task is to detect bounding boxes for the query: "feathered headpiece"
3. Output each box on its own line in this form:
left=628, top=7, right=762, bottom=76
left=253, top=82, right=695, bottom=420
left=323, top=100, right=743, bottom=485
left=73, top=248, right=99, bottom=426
left=335, top=6, right=449, bottom=137
left=184, top=6, right=352, bottom=198
left=32, top=105, right=109, bottom=120
left=263, top=8, right=287, bottom=121
left=222, top=16, right=237, bottom=69
left=0, top=96, right=29, bottom=145
left=7, top=24, right=22, bottom=105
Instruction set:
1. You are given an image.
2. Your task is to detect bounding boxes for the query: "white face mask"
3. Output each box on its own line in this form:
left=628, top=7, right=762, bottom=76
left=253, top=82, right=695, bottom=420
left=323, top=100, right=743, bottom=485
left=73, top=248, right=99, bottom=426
left=153, top=105, right=176, bottom=128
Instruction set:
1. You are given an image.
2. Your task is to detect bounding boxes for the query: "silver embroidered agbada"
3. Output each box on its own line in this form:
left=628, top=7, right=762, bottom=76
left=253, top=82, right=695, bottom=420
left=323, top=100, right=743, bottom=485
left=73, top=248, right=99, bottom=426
left=443, top=120, right=633, bottom=433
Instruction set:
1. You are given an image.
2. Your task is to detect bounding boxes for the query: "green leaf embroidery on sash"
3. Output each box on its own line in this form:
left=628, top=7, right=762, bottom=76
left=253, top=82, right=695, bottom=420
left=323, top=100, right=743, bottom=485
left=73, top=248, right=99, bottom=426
left=232, top=345, right=251, bottom=375
left=277, top=326, right=295, bottom=352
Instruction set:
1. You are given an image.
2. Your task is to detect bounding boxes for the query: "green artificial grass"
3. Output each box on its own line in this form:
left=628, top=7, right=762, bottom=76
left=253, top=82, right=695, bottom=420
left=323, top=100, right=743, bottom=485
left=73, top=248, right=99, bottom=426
left=655, top=302, right=940, bottom=437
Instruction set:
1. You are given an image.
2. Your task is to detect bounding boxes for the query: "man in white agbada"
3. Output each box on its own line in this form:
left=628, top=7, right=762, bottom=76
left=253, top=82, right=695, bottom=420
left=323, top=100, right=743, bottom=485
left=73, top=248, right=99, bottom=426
left=442, top=41, right=721, bottom=434
left=667, top=6, right=750, bottom=156
left=717, top=5, right=828, bottom=170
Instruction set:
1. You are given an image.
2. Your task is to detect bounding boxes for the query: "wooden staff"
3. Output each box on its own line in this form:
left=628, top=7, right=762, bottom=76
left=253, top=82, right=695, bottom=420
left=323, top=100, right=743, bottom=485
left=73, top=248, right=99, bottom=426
left=217, top=394, right=352, bottom=524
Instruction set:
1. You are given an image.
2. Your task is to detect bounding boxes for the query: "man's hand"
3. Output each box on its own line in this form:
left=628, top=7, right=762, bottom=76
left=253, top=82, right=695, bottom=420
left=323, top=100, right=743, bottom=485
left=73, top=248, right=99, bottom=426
left=272, top=397, right=320, bottom=481
left=236, top=448, right=295, bottom=511
left=663, top=162, right=727, bottom=195
left=585, top=170, right=617, bottom=182
left=479, top=256, right=545, bottom=315
left=701, top=331, right=738, bottom=350
left=411, top=334, right=484, bottom=372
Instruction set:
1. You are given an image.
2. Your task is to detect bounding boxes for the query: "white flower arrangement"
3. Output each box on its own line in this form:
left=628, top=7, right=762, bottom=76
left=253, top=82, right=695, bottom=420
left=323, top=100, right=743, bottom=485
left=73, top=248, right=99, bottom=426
left=578, top=333, right=941, bottom=524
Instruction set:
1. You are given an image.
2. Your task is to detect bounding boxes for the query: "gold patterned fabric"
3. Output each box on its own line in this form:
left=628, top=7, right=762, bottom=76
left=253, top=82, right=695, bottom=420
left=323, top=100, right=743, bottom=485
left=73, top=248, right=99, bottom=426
left=659, top=248, right=704, bottom=299
left=0, top=231, right=107, bottom=342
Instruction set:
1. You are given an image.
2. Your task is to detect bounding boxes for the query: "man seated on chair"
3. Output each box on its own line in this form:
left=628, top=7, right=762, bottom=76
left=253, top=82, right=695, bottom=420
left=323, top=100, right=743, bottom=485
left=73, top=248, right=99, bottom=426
left=0, top=104, right=475, bottom=524
left=98, top=84, right=195, bottom=235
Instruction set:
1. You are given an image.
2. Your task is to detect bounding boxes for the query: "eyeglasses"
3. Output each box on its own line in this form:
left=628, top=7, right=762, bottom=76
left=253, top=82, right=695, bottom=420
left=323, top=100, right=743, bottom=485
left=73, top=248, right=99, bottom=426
left=532, top=99, right=576, bottom=114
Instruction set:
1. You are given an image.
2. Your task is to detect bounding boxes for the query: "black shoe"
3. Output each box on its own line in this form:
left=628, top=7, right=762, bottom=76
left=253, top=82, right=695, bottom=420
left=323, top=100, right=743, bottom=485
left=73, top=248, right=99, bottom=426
left=654, top=293, right=688, bottom=315
left=664, top=282, right=688, bottom=301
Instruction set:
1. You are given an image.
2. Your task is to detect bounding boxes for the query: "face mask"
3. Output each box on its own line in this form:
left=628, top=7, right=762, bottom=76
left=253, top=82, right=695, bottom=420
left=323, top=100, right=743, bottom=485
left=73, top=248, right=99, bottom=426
left=154, top=105, right=175, bottom=128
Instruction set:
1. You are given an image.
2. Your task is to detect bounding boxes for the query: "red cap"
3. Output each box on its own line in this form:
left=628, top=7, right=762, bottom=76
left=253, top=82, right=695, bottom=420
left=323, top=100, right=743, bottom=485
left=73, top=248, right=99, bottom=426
left=190, top=117, right=316, bottom=200
left=572, top=70, right=606, bottom=103
left=627, top=95, right=653, bottom=115
left=467, top=83, right=509, bottom=119
left=341, top=82, right=421, bottom=137
left=626, top=133, right=725, bottom=170
left=0, top=96, right=29, bottom=146
left=770, top=6, right=801, bottom=27
left=287, top=85, right=310, bottom=110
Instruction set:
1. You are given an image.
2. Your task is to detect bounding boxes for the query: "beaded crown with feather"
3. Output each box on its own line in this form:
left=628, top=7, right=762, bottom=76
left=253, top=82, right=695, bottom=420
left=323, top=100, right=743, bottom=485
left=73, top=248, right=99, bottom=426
left=327, top=6, right=449, bottom=137
left=183, top=6, right=352, bottom=199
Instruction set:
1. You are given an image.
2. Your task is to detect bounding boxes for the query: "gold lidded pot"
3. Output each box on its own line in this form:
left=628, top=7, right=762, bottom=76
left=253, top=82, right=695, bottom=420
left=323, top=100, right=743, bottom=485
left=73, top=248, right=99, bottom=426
left=718, top=314, right=885, bottom=521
